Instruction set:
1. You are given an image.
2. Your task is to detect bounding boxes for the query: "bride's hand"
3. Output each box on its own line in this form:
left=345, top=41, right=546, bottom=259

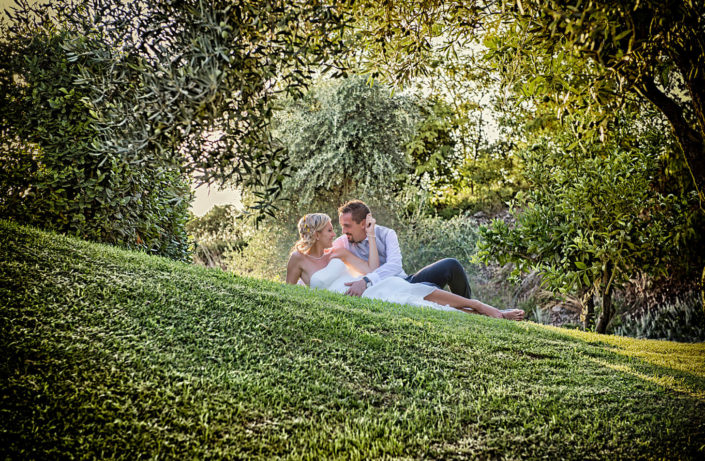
left=366, top=214, right=376, bottom=237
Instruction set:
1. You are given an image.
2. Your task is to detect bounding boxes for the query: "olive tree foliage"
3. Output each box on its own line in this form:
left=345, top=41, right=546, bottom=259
left=86, top=0, right=347, bottom=189
left=346, top=1, right=488, bottom=86
left=490, top=0, right=705, bottom=207
left=0, top=19, right=192, bottom=258
left=271, top=76, right=417, bottom=209
left=0, top=0, right=352, bottom=254
left=477, top=109, right=701, bottom=333
left=51, top=0, right=347, bottom=202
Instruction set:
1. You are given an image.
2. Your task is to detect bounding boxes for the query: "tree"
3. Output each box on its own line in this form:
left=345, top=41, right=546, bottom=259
left=272, top=76, right=416, bottom=208
left=479, top=1, right=705, bottom=311
left=345, top=1, right=704, bottom=206
left=493, top=0, right=705, bottom=207
left=0, top=26, right=191, bottom=258
left=477, top=110, right=700, bottom=332
left=345, top=1, right=489, bottom=86
left=0, top=0, right=352, bottom=251
left=1, top=0, right=352, bottom=201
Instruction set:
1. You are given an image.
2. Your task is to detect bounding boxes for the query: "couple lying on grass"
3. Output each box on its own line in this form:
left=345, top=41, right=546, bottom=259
left=286, top=200, right=524, bottom=320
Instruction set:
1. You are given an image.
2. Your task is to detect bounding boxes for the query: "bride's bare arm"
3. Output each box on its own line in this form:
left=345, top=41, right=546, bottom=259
left=286, top=253, right=304, bottom=285
left=332, top=248, right=376, bottom=275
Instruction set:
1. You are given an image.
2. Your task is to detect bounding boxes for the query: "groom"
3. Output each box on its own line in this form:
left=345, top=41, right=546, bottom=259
left=332, top=200, right=473, bottom=298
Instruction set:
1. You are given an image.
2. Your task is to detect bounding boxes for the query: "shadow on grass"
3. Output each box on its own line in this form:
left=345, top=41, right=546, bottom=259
left=533, top=323, right=705, bottom=401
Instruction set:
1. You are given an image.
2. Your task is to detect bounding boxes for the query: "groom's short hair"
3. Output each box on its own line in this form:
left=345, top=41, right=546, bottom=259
left=338, top=200, right=370, bottom=224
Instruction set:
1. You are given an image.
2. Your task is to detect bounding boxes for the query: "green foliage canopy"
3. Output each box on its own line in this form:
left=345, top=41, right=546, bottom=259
left=272, top=76, right=416, bottom=207
left=0, top=25, right=191, bottom=258
left=344, top=1, right=705, bottom=206
left=492, top=0, right=705, bottom=205
left=0, top=0, right=352, bottom=253
left=54, top=0, right=350, bottom=207
left=478, top=110, right=701, bottom=332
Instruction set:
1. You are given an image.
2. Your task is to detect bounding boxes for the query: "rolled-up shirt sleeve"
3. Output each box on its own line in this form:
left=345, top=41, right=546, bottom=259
left=367, top=229, right=403, bottom=285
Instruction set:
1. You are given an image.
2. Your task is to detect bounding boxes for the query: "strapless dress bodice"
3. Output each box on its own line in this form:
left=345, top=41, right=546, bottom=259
left=310, top=258, right=357, bottom=294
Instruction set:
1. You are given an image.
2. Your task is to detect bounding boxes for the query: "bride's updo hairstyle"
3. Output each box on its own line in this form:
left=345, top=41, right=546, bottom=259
left=291, top=213, right=331, bottom=255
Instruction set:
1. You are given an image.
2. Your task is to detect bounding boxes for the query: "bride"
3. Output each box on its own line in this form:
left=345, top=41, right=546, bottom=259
left=286, top=213, right=524, bottom=320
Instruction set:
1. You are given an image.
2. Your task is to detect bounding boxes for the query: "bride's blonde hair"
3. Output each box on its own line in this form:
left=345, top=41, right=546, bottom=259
left=291, top=213, right=331, bottom=255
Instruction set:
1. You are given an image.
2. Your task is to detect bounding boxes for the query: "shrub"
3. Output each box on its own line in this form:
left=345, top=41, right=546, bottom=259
left=0, top=19, right=191, bottom=260
left=389, top=189, right=480, bottom=276
left=397, top=213, right=479, bottom=277
left=615, top=294, right=705, bottom=342
left=223, top=218, right=294, bottom=282
left=186, top=205, right=247, bottom=268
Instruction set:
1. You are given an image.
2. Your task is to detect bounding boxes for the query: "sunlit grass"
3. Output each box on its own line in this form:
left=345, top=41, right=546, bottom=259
left=1, top=220, right=704, bottom=459
left=542, top=325, right=705, bottom=377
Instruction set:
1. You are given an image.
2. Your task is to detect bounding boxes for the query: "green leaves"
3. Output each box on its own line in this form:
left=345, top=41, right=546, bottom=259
left=0, top=0, right=359, bottom=253
left=0, top=24, right=192, bottom=259
left=478, top=107, right=701, bottom=331
left=493, top=0, right=705, bottom=203
left=272, top=75, right=414, bottom=208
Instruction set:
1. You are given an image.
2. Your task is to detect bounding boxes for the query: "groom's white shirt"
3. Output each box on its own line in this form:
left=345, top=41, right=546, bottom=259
left=332, top=224, right=407, bottom=285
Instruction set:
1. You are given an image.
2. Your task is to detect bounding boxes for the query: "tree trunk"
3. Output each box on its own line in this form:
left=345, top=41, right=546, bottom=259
left=626, top=1, right=705, bottom=205
left=582, top=293, right=595, bottom=331
left=701, top=264, right=705, bottom=316
left=639, top=75, right=705, bottom=205
left=595, top=279, right=614, bottom=334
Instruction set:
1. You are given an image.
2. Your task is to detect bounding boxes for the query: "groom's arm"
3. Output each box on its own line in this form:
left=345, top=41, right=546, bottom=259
left=366, top=228, right=403, bottom=285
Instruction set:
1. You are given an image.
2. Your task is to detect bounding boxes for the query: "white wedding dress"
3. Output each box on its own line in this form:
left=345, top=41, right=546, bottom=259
left=310, top=258, right=458, bottom=312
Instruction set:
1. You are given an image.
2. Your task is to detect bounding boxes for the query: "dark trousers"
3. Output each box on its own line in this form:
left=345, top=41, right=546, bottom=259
left=405, top=258, right=472, bottom=299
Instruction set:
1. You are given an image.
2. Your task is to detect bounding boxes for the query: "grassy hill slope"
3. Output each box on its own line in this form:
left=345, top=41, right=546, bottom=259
left=1, top=220, right=704, bottom=459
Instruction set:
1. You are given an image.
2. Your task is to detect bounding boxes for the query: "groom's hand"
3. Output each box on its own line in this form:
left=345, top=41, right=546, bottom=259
left=344, top=279, right=367, bottom=297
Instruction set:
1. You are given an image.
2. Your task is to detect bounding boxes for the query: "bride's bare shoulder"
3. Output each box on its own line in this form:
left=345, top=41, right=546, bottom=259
left=287, top=251, right=305, bottom=265
left=286, top=251, right=306, bottom=284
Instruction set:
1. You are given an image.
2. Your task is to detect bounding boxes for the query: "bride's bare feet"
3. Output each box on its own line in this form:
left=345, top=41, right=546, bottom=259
left=500, top=309, right=525, bottom=321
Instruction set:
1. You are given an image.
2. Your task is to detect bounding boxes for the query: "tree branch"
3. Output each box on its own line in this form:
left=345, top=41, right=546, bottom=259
left=638, top=75, right=705, bottom=203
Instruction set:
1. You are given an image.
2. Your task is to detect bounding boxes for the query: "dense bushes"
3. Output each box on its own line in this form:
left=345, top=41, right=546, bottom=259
left=0, top=28, right=191, bottom=259
left=394, top=208, right=480, bottom=277
left=186, top=205, right=247, bottom=268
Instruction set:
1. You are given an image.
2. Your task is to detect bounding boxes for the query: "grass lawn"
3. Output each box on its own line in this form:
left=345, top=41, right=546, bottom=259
left=1, top=220, right=704, bottom=459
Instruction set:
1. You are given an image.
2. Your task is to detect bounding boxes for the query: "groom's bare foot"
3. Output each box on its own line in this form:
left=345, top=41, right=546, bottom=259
left=500, top=309, right=525, bottom=321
